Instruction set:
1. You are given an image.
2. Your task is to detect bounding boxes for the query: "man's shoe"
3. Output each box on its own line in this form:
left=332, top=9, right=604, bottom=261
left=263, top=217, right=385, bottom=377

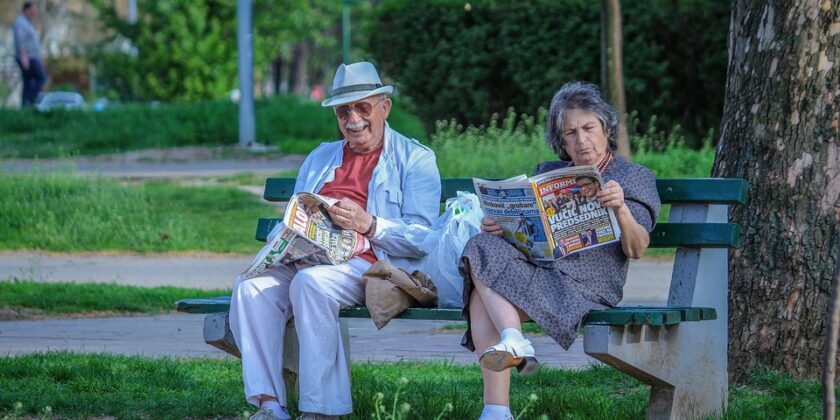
left=479, top=337, right=540, bottom=375
left=250, top=407, right=286, bottom=420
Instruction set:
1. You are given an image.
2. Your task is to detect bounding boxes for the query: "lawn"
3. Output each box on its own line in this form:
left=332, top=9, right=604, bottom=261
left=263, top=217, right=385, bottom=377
left=0, top=172, right=276, bottom=254
left=0, top=281, right=228, bottom=319
left=0, top=352, right=822, bottom=419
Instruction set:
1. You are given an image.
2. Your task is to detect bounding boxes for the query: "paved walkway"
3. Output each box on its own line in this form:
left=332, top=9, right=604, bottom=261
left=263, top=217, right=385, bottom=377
left=0, top=252, right=672, bottom=368
left=0, top=146, right=306, bottom=178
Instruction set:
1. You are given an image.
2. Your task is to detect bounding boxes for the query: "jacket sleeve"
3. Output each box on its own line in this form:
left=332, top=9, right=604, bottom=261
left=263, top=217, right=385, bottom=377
left=369, top=147, right=441, bottom=258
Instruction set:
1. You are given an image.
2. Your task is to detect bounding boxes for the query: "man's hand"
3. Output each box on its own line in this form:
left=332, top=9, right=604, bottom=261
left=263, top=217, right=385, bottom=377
left=596, top=180, right=626, bottom=210
left=480, top=216, right=504, bottom=236
left=21, top=56, right=29, bottom=70
left=327, top=199, right=374, bottom=234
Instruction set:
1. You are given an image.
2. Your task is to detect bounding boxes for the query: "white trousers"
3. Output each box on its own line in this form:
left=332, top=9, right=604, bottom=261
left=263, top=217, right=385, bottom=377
left=229, top=257, right=371, bottom=415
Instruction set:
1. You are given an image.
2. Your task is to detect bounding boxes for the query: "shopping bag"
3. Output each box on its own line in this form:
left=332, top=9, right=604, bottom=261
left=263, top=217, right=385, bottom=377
left=408, top=191, right=484, bottom=308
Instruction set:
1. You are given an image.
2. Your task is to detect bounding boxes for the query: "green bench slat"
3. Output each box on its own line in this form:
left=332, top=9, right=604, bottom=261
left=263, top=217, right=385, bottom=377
left=255, top=217, right=739, bottom=248
left=176, top=297, right=234, bottom=314
left=264, top=177, right=747, bottom=205
left=655, top=178, right=747, bottom=205
left=583, top=306, right=717, bottom=326
left=177, top=297, right=715, bottom=327
left=339, top=306, right=463, bottom=321
left=649, top=223, right=740, bottom=248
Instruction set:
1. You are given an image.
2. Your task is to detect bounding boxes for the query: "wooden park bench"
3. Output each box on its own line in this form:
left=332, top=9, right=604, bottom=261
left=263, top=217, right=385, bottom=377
left=176, top=176, right=746, bottom=419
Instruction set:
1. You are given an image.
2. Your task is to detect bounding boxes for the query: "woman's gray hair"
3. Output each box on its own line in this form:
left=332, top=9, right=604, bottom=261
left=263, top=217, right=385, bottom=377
left=545, top=81, right=618, bottom=161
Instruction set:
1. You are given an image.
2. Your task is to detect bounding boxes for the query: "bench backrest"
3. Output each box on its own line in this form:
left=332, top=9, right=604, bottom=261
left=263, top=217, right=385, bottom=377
left=255, top=178, right=747, bottom=249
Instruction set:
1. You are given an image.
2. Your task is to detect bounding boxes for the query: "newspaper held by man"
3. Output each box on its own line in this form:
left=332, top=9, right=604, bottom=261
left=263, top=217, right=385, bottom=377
left=241, top=193, right=371, bottom=279
left=473, top=165, right=621, bottom=261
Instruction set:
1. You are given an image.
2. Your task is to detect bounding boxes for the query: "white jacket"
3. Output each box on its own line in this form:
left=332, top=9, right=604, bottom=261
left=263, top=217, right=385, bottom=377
left=293, top=124, right=441, bottom=270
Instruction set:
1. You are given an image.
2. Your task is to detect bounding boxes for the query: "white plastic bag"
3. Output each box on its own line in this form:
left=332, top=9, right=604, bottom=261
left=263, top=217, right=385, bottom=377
left=412, top=191, right=484, bottom=308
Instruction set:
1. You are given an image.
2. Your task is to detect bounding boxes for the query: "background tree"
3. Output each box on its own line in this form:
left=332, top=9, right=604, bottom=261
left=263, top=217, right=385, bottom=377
left=600, top=0, right=630, bottom=159
left=369, top=0, right=729, bottom=147
left=712, top=0, right=840, bottom=379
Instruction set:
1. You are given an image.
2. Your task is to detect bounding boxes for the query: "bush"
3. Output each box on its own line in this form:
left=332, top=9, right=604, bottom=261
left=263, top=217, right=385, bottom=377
left=369, top=0, right=729, bottom=146
left=430, top=109, right=714, bottom=179
left=0, top=96, right=426, bottom=158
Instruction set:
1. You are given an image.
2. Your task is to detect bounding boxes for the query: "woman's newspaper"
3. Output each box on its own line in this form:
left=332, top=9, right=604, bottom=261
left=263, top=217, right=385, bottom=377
left=473, top=165, right=621, bottom=261
left=241, top=193, right=371, bottom=279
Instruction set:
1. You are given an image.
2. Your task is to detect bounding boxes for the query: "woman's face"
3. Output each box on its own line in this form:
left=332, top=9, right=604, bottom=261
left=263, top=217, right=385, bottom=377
left=560, top=108, right=609, bottom=166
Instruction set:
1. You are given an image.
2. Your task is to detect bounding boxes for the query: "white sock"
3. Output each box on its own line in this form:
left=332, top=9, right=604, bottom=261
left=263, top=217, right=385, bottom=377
left=260, top=400, right=290, bottom=419
left=480, top=404, right=513, bottom=420
left=500, top=327, right=525, bottom=343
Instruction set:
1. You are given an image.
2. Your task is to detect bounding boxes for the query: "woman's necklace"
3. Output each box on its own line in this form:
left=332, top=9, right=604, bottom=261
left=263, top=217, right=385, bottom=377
left=596, top=150, right=613, bottom=173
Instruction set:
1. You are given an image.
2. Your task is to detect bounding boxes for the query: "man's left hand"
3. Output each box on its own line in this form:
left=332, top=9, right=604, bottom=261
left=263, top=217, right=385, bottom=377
left=327, top=199, right=374, bottom=234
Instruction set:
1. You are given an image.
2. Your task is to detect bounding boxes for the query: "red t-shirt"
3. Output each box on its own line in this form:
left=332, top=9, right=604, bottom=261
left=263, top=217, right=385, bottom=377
left=318, top=143, right=383, bottom=263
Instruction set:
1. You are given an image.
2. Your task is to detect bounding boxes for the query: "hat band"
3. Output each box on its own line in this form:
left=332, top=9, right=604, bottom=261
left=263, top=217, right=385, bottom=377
left=331, top=83, right=383, bottom=96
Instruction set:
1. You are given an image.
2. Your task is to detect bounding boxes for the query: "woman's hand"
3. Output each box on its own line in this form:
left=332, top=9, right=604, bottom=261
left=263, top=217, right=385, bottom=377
left=597, top=180, right=650, bottom=259
left=596, top=180, right=626, bottom=210
left=327, top=199, right=374, bottom=234
left=481, top=217, right=504, bottom=236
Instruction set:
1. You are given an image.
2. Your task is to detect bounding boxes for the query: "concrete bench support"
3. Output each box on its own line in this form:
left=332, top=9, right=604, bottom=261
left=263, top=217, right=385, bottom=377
left=583, top=204, right=729, bottom=419
left=202, top=311, right=350, bottom=393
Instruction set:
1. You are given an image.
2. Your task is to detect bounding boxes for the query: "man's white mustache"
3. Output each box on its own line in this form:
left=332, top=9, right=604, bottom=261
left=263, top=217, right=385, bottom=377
left=345, top=121, right=368, bottom=130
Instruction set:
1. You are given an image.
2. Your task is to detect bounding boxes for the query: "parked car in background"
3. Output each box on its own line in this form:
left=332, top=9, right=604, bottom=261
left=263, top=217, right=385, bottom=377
left=35, top=91, right=85, bottom=111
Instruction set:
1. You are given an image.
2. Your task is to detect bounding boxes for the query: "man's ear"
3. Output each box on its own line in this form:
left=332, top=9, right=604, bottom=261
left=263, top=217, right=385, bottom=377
left=381, top=98, right=393, bottom=120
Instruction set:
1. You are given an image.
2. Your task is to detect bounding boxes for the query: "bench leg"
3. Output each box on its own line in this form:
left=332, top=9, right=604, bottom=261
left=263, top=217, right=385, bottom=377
left=584, top=322, right=727, bottom=419
left=204, top=313, right=352, bottom=398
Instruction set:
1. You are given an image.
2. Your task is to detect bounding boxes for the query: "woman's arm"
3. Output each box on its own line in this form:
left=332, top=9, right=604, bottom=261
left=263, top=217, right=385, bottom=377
left=598, top=180, right=650, bottom=259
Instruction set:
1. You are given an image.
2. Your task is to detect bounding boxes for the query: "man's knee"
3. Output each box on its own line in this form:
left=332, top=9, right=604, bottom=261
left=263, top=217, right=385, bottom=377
left=288, top=270, right=327, bottom=302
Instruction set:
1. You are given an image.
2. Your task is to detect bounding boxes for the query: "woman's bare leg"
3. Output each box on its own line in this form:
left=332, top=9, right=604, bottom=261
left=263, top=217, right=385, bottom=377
left=469, top=290, right=511, bottom=406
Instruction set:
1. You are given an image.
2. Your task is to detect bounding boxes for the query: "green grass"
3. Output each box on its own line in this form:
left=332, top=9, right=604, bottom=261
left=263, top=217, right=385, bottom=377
left=0, top=281, right=227, bottom=318
left=0, top=172, right=275, bottom=253
left=430, top=110, right=715, bottom=179
left=0, top=96, right=426, bottom=159
left=0, top=352, right=823, bottom=419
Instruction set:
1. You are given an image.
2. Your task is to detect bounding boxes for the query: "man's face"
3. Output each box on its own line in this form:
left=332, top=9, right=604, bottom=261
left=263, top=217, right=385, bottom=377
left=25, top=5, right=37, bottom=19
left=334, top=95, right=392, bottom=152
left=577, top=178, right=598, bottom=198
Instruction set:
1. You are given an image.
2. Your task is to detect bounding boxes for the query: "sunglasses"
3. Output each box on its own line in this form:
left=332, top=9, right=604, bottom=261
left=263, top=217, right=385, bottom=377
left=335, top=98, right=386, bottom=120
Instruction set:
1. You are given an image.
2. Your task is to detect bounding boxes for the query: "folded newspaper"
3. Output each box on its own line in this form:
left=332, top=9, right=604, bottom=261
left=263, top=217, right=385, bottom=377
left=241, top=193, right=371, bottom=279
left=473, top=165, right=621, bottom=261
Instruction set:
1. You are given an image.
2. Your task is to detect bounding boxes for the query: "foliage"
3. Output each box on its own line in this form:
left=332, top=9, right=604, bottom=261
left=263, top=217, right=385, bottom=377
left=430, top=109, right=715, bottom=179
left=369, top=0, right=729, bottom=146
left=0, top=353, right=825, bottom=419
left=0, top=172, right=272, bottom=254
left=0, top=96, right=426, bottom=158
left=91, top=0, right=341, bottom=101
left=0, top=281, right=228, bottom=317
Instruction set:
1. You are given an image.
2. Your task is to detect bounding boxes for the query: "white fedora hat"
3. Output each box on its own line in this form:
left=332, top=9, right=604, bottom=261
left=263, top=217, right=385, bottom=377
left=321, top=61, right=393, bottom=107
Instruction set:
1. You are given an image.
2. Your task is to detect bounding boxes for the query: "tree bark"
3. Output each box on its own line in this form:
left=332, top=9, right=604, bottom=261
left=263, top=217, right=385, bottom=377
left=600, top=0, right=631, bottom=160
left=289, top=40, right=311, bottom=97
left=713, top=0, right=840, bottom=380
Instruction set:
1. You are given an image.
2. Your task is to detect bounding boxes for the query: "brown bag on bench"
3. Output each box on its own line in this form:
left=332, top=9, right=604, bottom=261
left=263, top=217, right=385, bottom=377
left=363, top=261, right=438, bottom=329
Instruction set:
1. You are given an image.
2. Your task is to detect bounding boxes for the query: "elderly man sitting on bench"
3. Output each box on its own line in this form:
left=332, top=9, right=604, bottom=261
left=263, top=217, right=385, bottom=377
left=230, top=61, right=441, bottom=420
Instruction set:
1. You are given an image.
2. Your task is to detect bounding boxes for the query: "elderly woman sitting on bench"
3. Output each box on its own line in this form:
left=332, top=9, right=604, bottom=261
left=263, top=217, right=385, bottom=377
left=460, top=81, right=661, bottom=420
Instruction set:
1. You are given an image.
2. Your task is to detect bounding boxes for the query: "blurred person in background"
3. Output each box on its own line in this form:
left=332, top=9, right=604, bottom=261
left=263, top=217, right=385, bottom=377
left=13, top=2, right=47, bottom=107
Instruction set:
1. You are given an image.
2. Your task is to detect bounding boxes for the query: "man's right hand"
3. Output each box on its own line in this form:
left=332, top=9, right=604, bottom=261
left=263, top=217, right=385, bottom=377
left=21, top=56, right=29, bottom=70
left=481, top=217, right=504, bottom=236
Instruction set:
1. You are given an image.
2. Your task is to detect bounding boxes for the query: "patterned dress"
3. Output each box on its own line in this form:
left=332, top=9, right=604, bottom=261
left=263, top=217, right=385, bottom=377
left=460, top=157, right=661, bottom=351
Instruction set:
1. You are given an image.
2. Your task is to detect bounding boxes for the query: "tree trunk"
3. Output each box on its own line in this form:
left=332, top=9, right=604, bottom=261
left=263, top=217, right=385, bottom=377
left=289, top=40, right=310, bottom=97
left=713, top=0, right=840, bottom=380
left=600, top=0, right=631, bottom=160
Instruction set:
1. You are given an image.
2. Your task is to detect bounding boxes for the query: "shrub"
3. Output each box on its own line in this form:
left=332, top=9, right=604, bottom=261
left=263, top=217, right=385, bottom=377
left=0, top=96, right=426, bottom=158
left=369, top=0, right=729, bottom=146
